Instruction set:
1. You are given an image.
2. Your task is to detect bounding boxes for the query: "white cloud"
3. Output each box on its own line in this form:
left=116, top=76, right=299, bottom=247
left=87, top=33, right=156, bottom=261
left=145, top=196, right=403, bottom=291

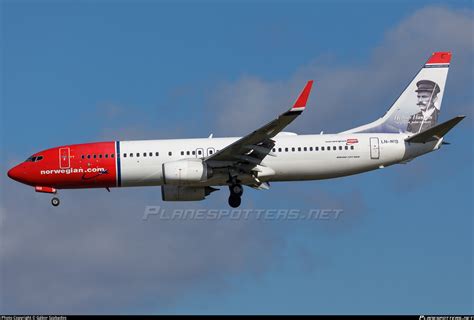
left=0, top=181, right=281, bottom=313
left=208, top=6, right=473, bottom=136
left=0, top=174, right=365, bottom=313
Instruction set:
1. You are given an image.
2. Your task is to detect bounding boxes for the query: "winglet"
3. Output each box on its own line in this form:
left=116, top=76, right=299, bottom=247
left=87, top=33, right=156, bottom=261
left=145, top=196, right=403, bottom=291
left=290, top=80, right=314, bottom=112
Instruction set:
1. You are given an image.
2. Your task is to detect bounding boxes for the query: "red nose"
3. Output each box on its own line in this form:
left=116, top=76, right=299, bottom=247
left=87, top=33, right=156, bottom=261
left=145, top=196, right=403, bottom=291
left=7, top=165, right=24, bottom=182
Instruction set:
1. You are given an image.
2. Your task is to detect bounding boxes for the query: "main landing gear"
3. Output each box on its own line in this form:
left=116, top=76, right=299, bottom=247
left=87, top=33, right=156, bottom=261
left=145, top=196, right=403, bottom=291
left=51, top=197, right=60, bottom=207
left=228, top=183, right=243, bottom=208
left=227, top=173, right=244, bottom=208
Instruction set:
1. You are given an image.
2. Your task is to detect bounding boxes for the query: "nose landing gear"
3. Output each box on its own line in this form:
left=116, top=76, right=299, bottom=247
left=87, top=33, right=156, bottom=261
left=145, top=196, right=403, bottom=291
left=34, top=186, right=60, bottom=207
left=51, top=197, right=60, bottom=207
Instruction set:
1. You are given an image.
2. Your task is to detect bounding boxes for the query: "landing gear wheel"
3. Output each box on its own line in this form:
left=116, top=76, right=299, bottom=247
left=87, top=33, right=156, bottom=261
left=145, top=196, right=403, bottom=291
left=230, top=184, right=243, bottom=196
left=51, top=197, right=60, bottom=207
left=228, top=195, right=241, bottom=208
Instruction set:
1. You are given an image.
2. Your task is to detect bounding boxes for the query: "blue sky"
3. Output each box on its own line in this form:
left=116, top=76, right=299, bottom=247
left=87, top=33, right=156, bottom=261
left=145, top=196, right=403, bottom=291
left=1, top=0, right=473, bottom=314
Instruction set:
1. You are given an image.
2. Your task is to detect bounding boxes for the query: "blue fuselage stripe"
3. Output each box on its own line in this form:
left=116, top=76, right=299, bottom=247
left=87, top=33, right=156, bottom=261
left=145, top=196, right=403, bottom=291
left=116, top=141, right=122, bottom=187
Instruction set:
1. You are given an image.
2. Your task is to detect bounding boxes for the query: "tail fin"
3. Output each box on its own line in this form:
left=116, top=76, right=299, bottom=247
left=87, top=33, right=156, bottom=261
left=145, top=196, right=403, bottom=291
left=342, top=52, right=451, bottom=134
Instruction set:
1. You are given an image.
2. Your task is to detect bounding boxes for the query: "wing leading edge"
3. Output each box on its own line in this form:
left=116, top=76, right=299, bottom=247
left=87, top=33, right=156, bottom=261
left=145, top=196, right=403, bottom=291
left=205, top=80, right=314, bottom=169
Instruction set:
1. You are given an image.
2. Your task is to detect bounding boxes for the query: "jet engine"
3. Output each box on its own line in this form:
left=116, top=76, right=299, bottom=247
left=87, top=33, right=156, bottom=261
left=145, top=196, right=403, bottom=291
left=162, top=159, right=212, bottom=185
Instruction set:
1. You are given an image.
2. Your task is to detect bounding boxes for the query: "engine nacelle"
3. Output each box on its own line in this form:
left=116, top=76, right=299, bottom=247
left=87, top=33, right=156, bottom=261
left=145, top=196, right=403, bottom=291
left=162, top=159, right=212, bottom=185
left=161, top=185, right=217, bottom=201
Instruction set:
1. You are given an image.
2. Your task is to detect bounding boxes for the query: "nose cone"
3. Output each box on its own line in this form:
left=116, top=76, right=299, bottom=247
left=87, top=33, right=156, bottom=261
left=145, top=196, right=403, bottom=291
left=7, top=165, right=24, bottom=182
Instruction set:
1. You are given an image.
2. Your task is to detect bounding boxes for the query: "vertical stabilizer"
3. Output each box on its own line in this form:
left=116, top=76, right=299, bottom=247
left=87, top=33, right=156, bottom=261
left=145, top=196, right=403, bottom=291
left=342, top=52, right=451, bottom=134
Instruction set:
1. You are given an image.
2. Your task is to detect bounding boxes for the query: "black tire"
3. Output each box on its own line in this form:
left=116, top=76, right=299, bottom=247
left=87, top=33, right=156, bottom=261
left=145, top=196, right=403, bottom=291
left=230, top=184, right=243, bottom=196
left=228, top=195, right=241, bottom=208
left=51, top=197, right=60, bottom=207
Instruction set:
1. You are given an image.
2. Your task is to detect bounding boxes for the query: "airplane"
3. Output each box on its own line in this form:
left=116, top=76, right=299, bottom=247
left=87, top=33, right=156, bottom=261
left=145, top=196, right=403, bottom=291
left=7, top=52, right=465, bottom=208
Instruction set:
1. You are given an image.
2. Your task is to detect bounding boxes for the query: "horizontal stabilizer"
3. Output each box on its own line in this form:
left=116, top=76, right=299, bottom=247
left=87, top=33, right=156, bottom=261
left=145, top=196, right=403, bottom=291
left=405, top=115, right=465, bottom=143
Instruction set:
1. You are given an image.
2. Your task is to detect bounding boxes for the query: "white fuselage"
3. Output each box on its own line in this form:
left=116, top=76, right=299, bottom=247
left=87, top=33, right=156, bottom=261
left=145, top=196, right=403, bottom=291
left=117, top=133, right=438, bottom=187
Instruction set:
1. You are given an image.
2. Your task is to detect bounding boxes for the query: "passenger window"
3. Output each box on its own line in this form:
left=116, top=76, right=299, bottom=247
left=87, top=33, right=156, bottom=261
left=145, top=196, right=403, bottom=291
left=181, top=151, right=184, bottom=156
left=350, top=146, right=354, bottom=150
left=149, top=152, right=152, bottom=157
left=321, top=147, right=325, bottom=151
left=81, top=155, right=85, bottom=159
left=285, top=148, right=288, bottom=152
left=136, top=153, right=140, bottom=157
left=209, top=150, right=213, bottom=154
left=123, top=153, right=127, bottom=158
left=186, top=151, right=190, bottom=155
left=309, top=147, right=313, bottom=151
left=143, top=153, right=147, bottom=157
left=303, top=147, right=307, bottom=151
left=339, top=146, right=342, bottom=150
left=292, top=147, right=295, bottom=152
left=130, top=153, right=133, bottom=157
left=333, top=146, right=336, bottom=150
left=105, top=154, right=108, bottom=158
left=298, top=147, right=301, bottom=152
left=192, top=151, right=196, bottom=155
left=345, top=146, right=348, bottom=150
left=169, top=152, right=172, bottom=156
left=99, top=154, right=102, bottom=158
left=87, top=155, right=91, bottom=159
left=327, top=147, right=331, bottom=151
left=315, top=147, right=319, bottom=151
left=93, top=155, right=97, bottom=159
left=155, top=152, right=159, bottom=156
left=278, top=148, right=282, bottom=152
left=198, top=150, right=202, bottom=155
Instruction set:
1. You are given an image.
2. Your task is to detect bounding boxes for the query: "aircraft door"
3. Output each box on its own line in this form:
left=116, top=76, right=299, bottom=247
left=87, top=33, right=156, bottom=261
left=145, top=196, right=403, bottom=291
left=370, top=137, right=380, bottom=159
left=59, top=147, right=70, bottom=168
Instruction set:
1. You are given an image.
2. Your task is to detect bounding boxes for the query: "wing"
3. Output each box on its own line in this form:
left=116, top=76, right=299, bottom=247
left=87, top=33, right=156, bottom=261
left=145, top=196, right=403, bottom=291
left=205, top=80, right=314, bottom=173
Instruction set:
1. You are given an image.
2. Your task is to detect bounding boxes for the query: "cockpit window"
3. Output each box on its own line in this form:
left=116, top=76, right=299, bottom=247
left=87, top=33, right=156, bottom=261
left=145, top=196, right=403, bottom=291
left=25, top=155, right=44, bottom=162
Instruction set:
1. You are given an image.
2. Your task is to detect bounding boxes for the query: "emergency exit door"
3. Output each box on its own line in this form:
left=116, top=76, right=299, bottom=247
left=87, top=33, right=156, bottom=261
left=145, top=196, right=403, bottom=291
left=370, top=137, right=380, bottom=159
